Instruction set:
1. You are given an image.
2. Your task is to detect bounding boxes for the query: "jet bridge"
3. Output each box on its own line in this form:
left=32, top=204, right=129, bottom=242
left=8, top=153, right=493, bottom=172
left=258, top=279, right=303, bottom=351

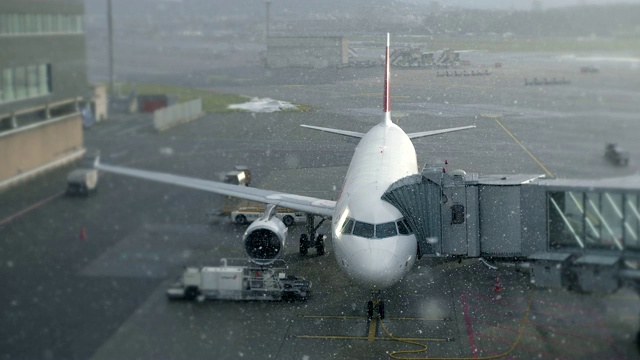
left=382, top=165, right=640, bottom=294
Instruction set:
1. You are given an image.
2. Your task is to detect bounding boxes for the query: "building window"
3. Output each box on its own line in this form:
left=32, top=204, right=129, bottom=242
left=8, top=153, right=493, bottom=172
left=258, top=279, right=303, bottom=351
left=43, top=14, right=52, bottom=33
left=0, top=13, right=84, bottom=36
left=0, top=64, right=51, bottom=104
left=14, top=67, right=27, bottom=99
left=27, top=65, right=39, bottom=97
left=38, top=64, right=49, bottom=95
left=2, top=68, right=15, bottom=102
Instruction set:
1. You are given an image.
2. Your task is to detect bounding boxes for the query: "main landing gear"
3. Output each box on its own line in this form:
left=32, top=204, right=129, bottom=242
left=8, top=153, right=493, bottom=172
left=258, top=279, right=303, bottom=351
left=299, top=214, right=328, bottom=256
left=367, top=290, right=385, bottom=320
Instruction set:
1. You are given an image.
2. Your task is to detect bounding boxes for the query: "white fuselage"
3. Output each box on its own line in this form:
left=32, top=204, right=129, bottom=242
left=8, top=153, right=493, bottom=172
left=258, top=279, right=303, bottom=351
left=332, top=116, right=419, bottom=288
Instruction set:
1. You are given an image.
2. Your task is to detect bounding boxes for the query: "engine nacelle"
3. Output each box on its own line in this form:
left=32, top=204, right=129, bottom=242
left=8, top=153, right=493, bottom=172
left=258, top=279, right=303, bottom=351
left=243, top=216, right=288, bottom=265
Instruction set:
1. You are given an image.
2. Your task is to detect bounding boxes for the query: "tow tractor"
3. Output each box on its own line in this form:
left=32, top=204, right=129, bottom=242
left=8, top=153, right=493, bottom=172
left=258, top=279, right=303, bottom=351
left=166, top=259, right=311, bottom=302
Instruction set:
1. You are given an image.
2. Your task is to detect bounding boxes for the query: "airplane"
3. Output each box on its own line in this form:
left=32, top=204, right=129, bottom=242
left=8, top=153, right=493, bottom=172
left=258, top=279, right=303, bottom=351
left=96, top=33, right=475, bottom=318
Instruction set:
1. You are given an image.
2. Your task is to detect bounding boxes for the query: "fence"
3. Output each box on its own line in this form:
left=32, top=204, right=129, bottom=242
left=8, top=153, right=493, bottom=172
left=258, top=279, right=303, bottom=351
left=153, top=98, right=203, bottom=131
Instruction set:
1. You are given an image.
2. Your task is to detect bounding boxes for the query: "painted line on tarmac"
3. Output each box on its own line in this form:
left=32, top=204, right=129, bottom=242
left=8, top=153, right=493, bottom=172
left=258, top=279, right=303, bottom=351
left=296, top=335, right=450, bottom=342
left=0, top=190, right=65, bottom=226
left=367, top=317, right=378, bottom=341
left=300, top=314, right=448, bottom=321
left=491, top=116, right=555, bottom=177
left=461, top=292, right=479, bottom=359
left=301, top=315, right=364, bottom=320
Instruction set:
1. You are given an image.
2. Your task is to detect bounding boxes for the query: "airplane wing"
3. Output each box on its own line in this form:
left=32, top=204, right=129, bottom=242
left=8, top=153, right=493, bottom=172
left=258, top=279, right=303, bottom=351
left=300, top=125, right=365, bottom=139
left=96, top=163, right=336, bottom=217
left=407, top=125, right=475, bottom=139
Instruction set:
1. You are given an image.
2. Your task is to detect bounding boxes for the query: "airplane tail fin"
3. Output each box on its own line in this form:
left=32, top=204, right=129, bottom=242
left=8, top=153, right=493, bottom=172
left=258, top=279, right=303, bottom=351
left=383, top=33, right=391, bottom=125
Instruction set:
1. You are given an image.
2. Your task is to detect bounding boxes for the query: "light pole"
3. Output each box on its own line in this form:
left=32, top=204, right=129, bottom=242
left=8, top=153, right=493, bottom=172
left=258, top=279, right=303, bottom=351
left=265, top=1, right=271, bottom=41
left=107, top=0, right=114, bottom=109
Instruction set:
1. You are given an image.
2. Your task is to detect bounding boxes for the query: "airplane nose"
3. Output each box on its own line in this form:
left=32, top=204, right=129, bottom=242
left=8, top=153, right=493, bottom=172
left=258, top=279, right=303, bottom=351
left=349, top=248, right=402, bottom=288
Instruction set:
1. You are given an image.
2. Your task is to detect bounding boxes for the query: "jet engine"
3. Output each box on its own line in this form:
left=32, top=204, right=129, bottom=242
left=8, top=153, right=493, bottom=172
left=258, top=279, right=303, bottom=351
left=243, top=216, right=288, bottom=265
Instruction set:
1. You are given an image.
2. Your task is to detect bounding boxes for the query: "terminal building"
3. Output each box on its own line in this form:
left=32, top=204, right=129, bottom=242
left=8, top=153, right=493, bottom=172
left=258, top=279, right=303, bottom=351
left=0, top=0, right=90, bottom=191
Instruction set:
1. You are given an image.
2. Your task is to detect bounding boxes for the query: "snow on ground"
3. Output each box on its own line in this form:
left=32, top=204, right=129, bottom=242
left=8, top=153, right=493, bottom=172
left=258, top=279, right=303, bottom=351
left=228, top=97, right=298, bottom=113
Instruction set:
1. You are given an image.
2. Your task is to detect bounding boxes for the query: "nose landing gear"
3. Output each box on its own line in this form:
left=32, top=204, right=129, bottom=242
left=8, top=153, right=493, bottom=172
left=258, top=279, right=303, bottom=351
left=367, top=290, right=385, bottom=320
left=299, top=214, right=328, bottom=256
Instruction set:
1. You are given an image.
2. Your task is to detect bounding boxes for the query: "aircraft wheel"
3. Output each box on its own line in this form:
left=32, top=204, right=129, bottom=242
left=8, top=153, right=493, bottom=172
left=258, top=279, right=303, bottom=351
left=379, top=301, right=385, bottom=320
left=300, top=234, right=309, bottom=255
left=316, top=234, right=325, bottom=255
left=283, top=215, right=294, bottom=227
left=185, top=286, right=199, bottom=301
left=367, top=301, right=374, bottom=320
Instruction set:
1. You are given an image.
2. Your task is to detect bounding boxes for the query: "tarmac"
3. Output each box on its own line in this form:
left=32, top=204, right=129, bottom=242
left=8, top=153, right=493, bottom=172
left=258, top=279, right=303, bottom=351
left=1, top=53, right=640, bottom=359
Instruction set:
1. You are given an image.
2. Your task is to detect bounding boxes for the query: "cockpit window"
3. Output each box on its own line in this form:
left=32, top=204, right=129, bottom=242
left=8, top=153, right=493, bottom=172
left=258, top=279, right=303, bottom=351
left=340, top=218, right=354, bottom=235
left=397, top=219, right=410, bottom=235
left=352, top=221, right=374, bottom=238
left=343, top=218, right=411, bottom=239
left=375, top=222, right=397, bottom=238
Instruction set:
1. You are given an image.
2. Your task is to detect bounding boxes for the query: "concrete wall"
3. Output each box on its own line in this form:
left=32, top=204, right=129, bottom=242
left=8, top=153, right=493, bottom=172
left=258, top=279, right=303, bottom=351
left=266, top=36, right=348, bottom=68
left=154, top=98, right=203, bottom=132
left=0, top=113, right=83, bottom=188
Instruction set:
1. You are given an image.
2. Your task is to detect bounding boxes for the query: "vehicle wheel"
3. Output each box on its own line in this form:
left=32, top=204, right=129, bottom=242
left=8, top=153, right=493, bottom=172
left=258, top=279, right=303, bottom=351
left=283, top=215, right=294, bottom=227
left=300, top=234, right=309, bottom=255
left=235, top=214, right=247, bottom=225
left=316, top=234, right=325, bottom=256
left=379, top=301, right=385, bottom=320
left=367, top=301, right=374, bottom=320
left=185, top=286, right=199, bottom=301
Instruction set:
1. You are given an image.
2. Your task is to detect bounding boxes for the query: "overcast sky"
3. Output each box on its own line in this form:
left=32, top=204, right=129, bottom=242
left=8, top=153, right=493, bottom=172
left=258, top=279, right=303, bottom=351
left=422, top=0, right=640, bottom=10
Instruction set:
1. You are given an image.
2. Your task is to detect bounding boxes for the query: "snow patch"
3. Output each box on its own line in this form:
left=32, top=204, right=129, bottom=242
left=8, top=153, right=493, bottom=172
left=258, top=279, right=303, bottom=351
left=228, top=97, right=298, bottom=113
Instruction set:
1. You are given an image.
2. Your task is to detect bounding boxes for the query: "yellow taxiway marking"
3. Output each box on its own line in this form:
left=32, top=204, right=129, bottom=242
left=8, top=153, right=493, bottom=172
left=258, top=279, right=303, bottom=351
left=368, top=317, right=378, bottom=341
left=390, top=317, right=449, bottom=321
left=300, top=315, right=364, bottom=320
left=300, top=315, right=447, bottom=321
left=297, top=314, right=450, bottom=343
left=484, top=114, right=555, bottom=177
left=296, top=335, right=450, bottom=342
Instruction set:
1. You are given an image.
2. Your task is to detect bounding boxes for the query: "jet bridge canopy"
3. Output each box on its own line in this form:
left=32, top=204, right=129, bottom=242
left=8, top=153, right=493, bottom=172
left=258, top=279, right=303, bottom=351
left=382, top=168, right=640, bottom=293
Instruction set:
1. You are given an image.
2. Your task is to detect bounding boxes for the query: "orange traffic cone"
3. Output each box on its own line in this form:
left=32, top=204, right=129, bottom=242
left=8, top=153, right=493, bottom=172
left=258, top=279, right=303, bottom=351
left=493, top=277, right=502, bottom=293
left=80, top=226, right=87, bottom=240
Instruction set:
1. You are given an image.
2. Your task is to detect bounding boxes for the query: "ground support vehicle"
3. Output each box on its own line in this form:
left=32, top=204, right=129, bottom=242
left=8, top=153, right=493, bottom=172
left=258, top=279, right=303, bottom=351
left=605, top=143, right=630, bottom=166
left=66, top=169, right=98, bottom=196
left=166, top=259, right=311, bottom=302
left=223, top=165, right=251, bottom=186
left=230, top=202, right=306, bottom=226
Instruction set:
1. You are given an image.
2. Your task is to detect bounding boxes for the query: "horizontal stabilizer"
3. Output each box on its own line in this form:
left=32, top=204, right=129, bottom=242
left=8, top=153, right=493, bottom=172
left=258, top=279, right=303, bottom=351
left=300, top=125, right=365, bottom=139
left=407, top=125, right=475, bottom=139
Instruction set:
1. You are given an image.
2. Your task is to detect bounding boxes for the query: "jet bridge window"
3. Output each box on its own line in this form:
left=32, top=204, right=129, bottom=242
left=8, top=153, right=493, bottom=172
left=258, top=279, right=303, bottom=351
left=451, top=204, right=465, bottom=224
left=352, top=221, right=375, bottom=238
left=375, top=222, right=398, bottom=238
